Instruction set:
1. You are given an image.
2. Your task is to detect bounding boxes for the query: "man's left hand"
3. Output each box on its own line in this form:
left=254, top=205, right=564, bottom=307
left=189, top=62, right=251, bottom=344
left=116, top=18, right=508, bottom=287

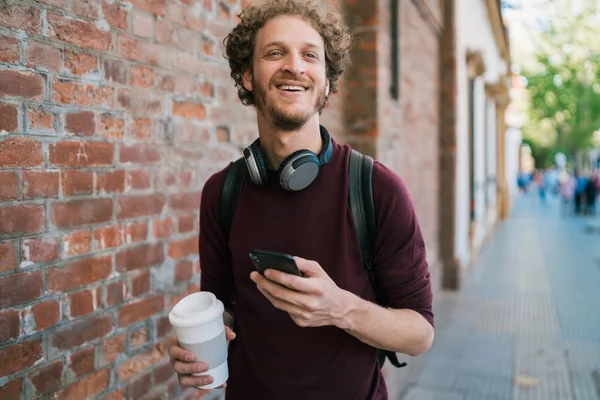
left=249, top=256, right=352, bottom=328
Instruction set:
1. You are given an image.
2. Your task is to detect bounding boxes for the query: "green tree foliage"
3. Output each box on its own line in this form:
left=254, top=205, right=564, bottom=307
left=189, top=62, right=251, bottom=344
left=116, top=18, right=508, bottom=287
left=520, top=0, right=600, bottom=162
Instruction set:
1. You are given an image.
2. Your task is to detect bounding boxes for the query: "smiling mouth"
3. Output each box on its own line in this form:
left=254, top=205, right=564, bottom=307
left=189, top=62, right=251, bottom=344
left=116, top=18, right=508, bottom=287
left=275, top=84, right=308, bottom=92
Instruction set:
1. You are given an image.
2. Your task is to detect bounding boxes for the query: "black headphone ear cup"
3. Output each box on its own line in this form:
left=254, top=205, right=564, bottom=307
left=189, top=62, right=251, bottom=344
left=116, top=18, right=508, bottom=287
left=250, top=144, right=269, bottom=184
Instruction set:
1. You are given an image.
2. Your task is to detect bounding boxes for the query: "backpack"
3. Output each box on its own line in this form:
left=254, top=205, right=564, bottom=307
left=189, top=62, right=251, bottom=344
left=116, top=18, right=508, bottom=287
left=219, top=149, right=407, bottom=369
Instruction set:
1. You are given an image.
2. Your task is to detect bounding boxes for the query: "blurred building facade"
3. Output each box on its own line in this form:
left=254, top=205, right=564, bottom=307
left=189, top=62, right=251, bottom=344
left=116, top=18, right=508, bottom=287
left=0, top=0, right=509, bottom=399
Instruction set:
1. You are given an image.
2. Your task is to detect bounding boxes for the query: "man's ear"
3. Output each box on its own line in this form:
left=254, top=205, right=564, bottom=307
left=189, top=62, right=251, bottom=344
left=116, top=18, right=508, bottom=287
left=325, top=81, right=330, bottom=97
left=242, top=69, right=253, bottom=92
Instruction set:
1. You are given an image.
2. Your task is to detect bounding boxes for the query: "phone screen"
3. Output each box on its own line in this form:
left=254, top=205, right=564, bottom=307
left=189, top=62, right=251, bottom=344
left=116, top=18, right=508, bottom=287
left=249, top=249, right=302, bottom=277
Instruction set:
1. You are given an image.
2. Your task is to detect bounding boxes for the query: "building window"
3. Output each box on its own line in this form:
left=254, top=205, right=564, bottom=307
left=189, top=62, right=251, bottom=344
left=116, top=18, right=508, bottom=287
left=390, top=0, right=400, bottom=99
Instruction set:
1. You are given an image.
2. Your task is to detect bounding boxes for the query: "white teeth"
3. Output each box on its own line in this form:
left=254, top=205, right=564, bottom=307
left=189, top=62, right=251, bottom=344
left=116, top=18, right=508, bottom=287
left=279, top=85, right=305, bottom=91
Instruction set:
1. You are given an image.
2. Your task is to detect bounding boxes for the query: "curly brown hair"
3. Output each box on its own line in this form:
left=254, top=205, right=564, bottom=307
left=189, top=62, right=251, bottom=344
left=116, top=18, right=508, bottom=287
left=224, top=0, right=352, bottom=107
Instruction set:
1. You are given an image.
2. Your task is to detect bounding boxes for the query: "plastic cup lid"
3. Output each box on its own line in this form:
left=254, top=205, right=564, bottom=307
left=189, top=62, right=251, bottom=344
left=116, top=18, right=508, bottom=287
left=168, top=292, right=224, bottom=328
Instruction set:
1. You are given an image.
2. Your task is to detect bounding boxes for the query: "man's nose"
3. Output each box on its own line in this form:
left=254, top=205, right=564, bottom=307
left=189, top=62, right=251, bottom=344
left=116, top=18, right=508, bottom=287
left=283, top=52, right=305, bottom=75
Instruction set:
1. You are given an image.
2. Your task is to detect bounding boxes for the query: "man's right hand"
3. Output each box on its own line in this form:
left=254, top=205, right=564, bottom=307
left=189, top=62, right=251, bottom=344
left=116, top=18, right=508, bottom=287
left=169, top=326, right=237, bottom=389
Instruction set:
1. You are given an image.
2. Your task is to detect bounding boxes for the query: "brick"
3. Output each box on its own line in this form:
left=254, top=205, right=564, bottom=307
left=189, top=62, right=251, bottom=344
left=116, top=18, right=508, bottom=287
left=129, top=326, right=150, bottom=349
left=66, top=111, right=96, bottom=136
left=94, top=224, right=122, bottom=250
left=216, top=126, right=230, bottom=143
left=97, top=170, right=125, bottom=193
left=153, top=362, right=174, bottom=385
left=130, top=271, right=150, bottom=296
left=116, top=243, right=164, bottom=272
left=62, top=170, right=94, bottom=197
left=70, top=346, right=95, bottom=378
left=128, top=372, right=152, bottom=399
left=0, top=70, right=45, bottom=99
left=130, top=66, right=153, bottom=87
left=175, top=259, right=195, bottom=282
left=105, top=279, right=125, bottom=306
left=29, top=360, right=63, bottom=397
left=103, top=0, right=128, bottom=29
left=168, top=236, right=198, bottom=259
left=51, top=199, right=113, bottom=229
left=155, top=315, right=171, bottom=338
left=0, top=310, right=20, bottom=342
left=65, top=48, right=97, bottom=75
left=0, top=103, right=18, bottom=132
left=53, top=369, right=110, bottom=399
left=103, top=58, right=128, bottom=84
left=23, top=171, right=60, bottom=198
left=47, top=12, right=111, bottom=50
left=0, top=379, right=22, bottom=400
left=24, top=42, right=62, bottom=72
left=177, top=27, right=198, bottom=53
left=156, top=72, right=175, bottom=91
left=122, top=221, right=148, bottom=243
left=155, top=168, right=177, bottom=190
left=49, top=141, right=114, bottom=167
left=102, top=333, right=125, bottom=363
left=52, top=80, right=114, bottom=107
left=132, top=12, right=155, bottom=39
left=72, top=0, right=99, bottom=19
left=0, top=137, right=44, bottom=167
left=118, top=194, right=165, bottom=219
left=199, top=82, right=214, bottom=98
left=98, top=114, right=125, bottom=140
left=28, top=107, right=54, bottom=130
left=169, top=192, right=201, bottom=211
left=116, top=35, right=165, bottom=67
left=0, top=205, right=45, bottom=236
left=0, top=35, right=20, bottom=63
left=116, top=345, right=163, bottom=381
left=153, top=217, right=174, bottom=239
left=39, top=0, right=67, bottom=6
left=69, top=346, right=96, bottom=378
left=31, top=300, right=61, bottom=330
left=179, top=170, right=193, bottom=188
left=0, top=339, right=42, bottom=377
left=63, top=229, right=92, bottom=256
left=126, top=170, right=151, bottom=190
left=21, top=236, right=59, bottom=265
left=156, top=20, right=175, bottom=45
left=0, top=241, right=18, bottom=272
left=69, top=288, right=100, bottom=317
left=117, top=87, right=164, bottom=113
left=104, top=388, right=125, bottom=400
left=0, top=5, right=42, bottom=34
left=0, top=171, right=18, bottom=201
left=128, top=117, right=152, bottom=139
left=51, top=315, right=113, bottom=351
left=48, top=255, right=112, bottom=292
left=172, top=100, right=206, bottom=120
left=131, top=0, right=166, bottom=16
left=0, top=271, right=43, bottom=308
left=119, top=143, right=162, bottom=164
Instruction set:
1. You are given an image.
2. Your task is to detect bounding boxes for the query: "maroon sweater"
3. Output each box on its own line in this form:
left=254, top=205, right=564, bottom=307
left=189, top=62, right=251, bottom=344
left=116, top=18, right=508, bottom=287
left=199, top=139, right=433, bottom=400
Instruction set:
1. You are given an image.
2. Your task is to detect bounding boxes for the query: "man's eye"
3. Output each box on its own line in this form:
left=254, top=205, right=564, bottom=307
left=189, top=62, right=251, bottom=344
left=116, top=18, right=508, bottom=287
left=269, top=51, right=283, bottom=56
left=305, top=53, right=318, bottom=59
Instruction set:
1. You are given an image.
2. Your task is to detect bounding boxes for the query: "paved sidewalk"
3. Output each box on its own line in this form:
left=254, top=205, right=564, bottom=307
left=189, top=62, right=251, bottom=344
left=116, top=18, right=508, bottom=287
left=398, top=194, right=600, bottom=400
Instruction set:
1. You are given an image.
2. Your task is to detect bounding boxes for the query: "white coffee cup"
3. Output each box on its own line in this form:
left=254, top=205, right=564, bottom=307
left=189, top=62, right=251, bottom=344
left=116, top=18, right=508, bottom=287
left=168, top=292, right=229, bottom=389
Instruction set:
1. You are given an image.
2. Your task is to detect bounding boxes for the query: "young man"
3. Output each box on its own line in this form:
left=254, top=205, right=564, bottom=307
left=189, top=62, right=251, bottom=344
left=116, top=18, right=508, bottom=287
left=169, top=1, right=434, bottom=398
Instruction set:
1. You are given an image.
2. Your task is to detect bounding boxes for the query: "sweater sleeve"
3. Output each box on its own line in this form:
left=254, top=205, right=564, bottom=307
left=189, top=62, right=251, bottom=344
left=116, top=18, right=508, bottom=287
left=199, top=165, right=235, bottom=311
left=370, top=161, right=434, bottom=327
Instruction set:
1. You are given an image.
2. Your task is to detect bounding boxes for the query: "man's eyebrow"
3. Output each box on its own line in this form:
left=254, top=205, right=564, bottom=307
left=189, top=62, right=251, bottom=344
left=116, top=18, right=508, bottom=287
left=262, top=41, right=323, bottom=50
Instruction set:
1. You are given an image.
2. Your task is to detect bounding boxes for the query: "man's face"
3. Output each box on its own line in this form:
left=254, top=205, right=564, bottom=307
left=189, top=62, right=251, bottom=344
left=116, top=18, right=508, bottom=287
left=243, top=15, right=329, bottom=131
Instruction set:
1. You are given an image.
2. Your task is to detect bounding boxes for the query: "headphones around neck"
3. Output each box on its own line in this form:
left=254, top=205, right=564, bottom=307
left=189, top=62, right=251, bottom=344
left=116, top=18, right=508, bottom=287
left=243, top=125, right=333, bottom=191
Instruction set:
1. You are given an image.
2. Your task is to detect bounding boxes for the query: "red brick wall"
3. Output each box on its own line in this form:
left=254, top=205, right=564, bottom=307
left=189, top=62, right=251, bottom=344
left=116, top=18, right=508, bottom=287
left=0, top=0, right=253, bottom=398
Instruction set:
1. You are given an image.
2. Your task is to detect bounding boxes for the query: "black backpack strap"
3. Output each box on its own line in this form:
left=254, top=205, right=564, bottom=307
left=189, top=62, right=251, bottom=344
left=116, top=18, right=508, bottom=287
left=348, top=150, right=407, bottom=369
left=219, top=157, right=247, bottom=240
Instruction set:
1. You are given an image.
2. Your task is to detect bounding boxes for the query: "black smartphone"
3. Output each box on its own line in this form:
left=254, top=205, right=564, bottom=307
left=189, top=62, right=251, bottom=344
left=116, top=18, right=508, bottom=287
left=248, top=249, right=302, bottom=277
